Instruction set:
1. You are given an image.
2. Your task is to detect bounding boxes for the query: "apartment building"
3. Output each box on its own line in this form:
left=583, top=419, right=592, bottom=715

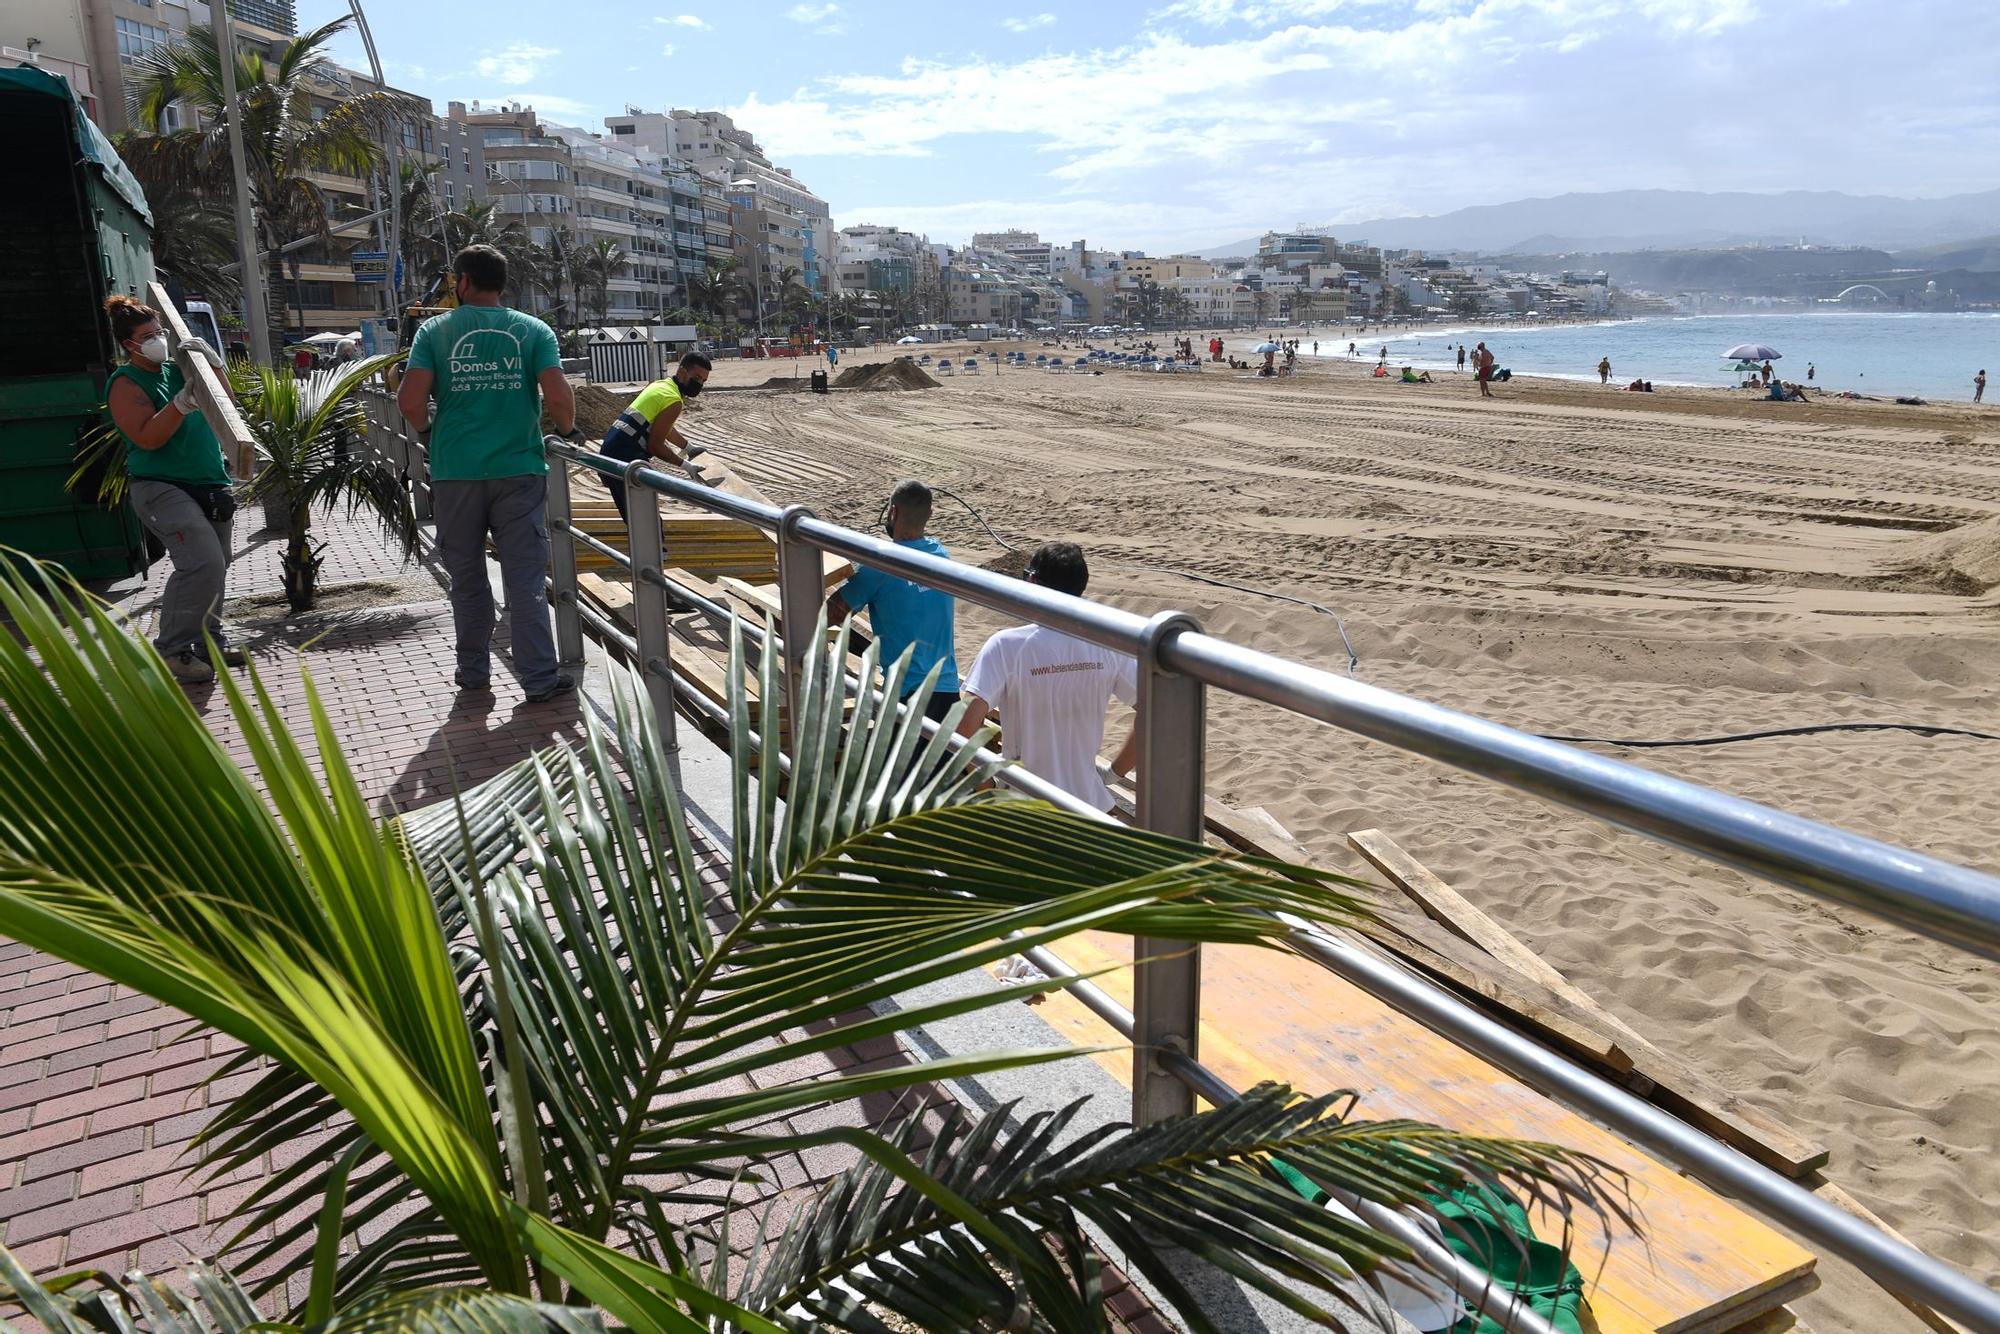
left=609, top=107, right=832, bottom=299
left=4, top=0, right=296, bottom=134
left=1122, top=254, right=1214, bottom=286
left=835, top=224, right=938, bottom=296
left=452, top=102, right=711, bottom=325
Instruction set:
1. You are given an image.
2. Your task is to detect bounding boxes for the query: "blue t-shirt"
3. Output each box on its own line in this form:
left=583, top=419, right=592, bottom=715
left=837, top=536, right=959, bottom=696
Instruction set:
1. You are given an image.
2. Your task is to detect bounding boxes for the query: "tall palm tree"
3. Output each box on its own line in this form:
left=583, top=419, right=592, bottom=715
left=124, top=17, right=423, bottom=354
left=577, top=237, right=629, bottom=331
left=113, top=132, right=241, bottom=308
left=527, top=229, right=581, bottom=339
left=0, top=582, right=1622, bottom=1331
left=688, top=257, right=742, bottom=329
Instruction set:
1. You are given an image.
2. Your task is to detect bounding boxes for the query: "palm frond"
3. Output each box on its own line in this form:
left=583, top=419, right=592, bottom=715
left=728, top=1083, right=1626, bottom=1334
left=0, top=1241, right=602, bottom=1333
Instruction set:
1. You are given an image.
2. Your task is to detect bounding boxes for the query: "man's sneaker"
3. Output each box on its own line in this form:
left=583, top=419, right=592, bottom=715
left=454, top=672, right=492, bottom=692
left=200, top=640, right=249, bottom=667
left=524, top=674, right=576, bottom=704
left=166, top=649, right=215, bottom=684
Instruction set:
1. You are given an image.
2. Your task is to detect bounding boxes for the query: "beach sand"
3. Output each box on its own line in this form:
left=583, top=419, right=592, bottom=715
left=675, top=340, right=1999, bottom=1330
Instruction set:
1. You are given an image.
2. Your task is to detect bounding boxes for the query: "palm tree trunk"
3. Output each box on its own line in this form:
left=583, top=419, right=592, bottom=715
left=281, top=496, right=321, bottom=613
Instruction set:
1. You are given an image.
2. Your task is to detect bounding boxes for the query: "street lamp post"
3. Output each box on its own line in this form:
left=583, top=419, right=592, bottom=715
left=343, top=0, right=402, bottom=321
left=212, top=0, right=270, bottom=364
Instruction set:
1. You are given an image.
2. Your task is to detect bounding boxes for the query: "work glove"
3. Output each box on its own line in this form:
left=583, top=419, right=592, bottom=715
left=172, top=385, right=199, bottom=414
left=179, top=336, right=226, bottom=371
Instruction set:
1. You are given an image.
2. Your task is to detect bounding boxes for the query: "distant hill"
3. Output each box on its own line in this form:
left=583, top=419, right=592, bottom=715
left=1895, top=233, right=2000, bottom=271
left=1201, top=188, right=2000, bottom=257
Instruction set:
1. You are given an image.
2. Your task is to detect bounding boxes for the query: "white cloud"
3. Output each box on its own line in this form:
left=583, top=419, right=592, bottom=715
left=462, top=92, right=596, bottom=120
left=1002, top=13, right=1056, bottom=31
left=786, top=2, right=844, bottom=31
left=474, top=42, right=559, bottom=86
left=660, top=42, right=677, bottom=56
left=654, top=13, right=709, bottom=26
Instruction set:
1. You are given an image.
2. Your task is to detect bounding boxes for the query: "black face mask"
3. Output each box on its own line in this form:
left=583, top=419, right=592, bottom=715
left=679, top=376, right=704, bottom=397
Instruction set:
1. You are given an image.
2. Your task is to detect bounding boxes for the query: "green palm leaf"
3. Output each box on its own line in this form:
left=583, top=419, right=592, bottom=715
left=0, top=1241, right=602, bottom=1333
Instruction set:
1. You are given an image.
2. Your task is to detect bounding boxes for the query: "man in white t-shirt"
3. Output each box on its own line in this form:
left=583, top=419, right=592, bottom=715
left=958, top=542, right=1138, bottom=811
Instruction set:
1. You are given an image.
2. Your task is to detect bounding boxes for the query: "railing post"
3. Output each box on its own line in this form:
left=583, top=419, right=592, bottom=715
left=1131, top=610, right=1206, bottom=1126
left=624, top=462, right=679, bottom=754
left=774, top=505, right=823, bottom=760
left=544, top=447, right=584, bottom=665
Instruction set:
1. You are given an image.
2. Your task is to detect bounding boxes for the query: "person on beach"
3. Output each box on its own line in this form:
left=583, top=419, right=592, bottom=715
left=1348, top=341, right=1357, bottom=358
left=399, top=244, right=578, bottom=702
left=827, top=479, right=960, bottom=723
left=1475, top=342, right=1496, bottom=397
left=1807, top=363, right=1815, bottom=382
left=1598, top=356, right=1611, bottom=385
left=958, top=542, right=1137, bottom=811
left=1976, top=369, right=1987, bottom=404
left=1457, top=345, right=1467, bottom=373
left=597, top=350, right=714, bottom=522
left=103, top=294, right=243, bottom=685
left=1312, top=340, right=1319, bottom=356
left=1761, top=360, right=1774, bottom=386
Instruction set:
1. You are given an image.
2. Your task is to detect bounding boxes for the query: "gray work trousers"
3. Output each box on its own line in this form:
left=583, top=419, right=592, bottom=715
left=129, top=478, right=233, bottom=656
left=432, top=475, right=559, bottom=691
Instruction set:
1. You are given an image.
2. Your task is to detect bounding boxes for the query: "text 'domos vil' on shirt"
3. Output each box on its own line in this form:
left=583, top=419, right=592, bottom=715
left=963, top=625, right=1137, bottom=812
left=409, top=305, right=561, bottom=480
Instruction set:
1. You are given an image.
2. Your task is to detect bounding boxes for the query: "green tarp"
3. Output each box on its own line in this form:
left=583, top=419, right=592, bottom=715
left=0, top=63, right=153, bottom=225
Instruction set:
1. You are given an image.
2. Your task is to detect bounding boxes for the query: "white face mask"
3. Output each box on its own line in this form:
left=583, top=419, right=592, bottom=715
left=135, top=335, right=169, bottom=364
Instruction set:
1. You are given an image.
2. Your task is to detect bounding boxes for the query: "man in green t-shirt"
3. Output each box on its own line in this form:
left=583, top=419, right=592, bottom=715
left=399, top=245, right=582, bottom=701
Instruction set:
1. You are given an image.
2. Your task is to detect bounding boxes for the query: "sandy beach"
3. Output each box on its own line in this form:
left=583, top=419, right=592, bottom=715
left=645, top=339, right=1999, bottom=1329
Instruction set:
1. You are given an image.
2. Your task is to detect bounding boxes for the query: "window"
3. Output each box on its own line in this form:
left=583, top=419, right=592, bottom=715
left=115, top=17, right=170, bottom=64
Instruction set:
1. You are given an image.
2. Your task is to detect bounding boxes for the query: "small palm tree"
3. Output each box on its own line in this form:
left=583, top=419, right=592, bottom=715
left=528, top=230, right=581, bottom=340
left=0, top=571, right=1623, bottom=1331
left=124, top=17, right=422, bottom=353
left=235, top=355, right=419, bottom=611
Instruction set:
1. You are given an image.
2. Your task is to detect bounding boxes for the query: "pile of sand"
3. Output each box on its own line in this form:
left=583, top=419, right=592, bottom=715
left=831, top=358, right=940, bottom=391
left=570, top=384, right=635, bottom=440
left=1909, top=515, right=2000, bottom=590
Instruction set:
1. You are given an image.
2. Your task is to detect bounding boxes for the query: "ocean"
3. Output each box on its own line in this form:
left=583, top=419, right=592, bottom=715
left=1326, top=311, right=1999, bottom=403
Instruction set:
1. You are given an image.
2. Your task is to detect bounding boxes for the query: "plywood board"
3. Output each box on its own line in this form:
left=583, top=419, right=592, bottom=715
left=1019, top=932, right=1816, bottom=1334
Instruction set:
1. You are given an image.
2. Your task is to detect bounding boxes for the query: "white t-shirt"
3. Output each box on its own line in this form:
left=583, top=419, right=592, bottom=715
left=963, top=624, right=1138, bottom=811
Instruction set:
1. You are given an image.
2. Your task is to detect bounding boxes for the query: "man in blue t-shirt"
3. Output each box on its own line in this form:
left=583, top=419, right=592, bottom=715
left=828, top=479, right=960, bottom=721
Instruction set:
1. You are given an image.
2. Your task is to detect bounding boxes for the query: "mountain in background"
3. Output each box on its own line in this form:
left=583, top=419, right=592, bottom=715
left=1200, top=188, right=2000, bottom=257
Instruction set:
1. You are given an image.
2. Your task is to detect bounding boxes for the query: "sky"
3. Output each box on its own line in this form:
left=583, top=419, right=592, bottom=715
left=309, top=0, right=2000, bottom=253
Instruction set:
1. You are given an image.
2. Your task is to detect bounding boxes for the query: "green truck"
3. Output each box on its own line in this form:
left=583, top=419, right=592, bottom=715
left=0, top=64, right=155, bottom=579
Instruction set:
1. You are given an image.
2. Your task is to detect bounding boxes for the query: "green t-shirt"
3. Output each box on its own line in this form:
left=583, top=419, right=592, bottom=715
left=408, top=304, right=561, bottom=480
left=109, top=362, right=229, bottom=486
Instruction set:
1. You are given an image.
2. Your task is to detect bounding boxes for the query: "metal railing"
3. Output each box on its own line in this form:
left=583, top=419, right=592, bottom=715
left=357, top=392, right=2000, bottom=1332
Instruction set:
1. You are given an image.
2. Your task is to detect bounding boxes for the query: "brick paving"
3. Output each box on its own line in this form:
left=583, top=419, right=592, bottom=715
left=0, top=506, right=1174, bottom=1331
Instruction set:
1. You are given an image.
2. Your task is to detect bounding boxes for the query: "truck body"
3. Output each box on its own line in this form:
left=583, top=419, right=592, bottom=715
left=0, top=64, right=154, bottom=579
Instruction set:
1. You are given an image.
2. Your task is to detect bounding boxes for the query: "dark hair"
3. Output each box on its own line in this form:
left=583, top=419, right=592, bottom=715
left=454, top=244, right=507, bottom=293
left=679, top=351, right=713, bottom=371
left=105, top=293, right=157, bottom=345
left=888, top=478, right=932, bottom=523
left=1025, top=541, right=1088, bottom=597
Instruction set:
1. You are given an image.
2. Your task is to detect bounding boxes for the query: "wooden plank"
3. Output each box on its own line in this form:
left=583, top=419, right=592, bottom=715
left=1346, top=830, right=1830, bottom=1179
left=1804, top=1179, right=1962, bottom=1334
left=1357, top=912, right=1638, bottom=1073
left=1349, top=829, right=1655, bottom=1050
left=1667, top=1272, right=1816, bottom=1334
left=147, top=281, right=255, bottom=478
left=1017, top=932, right=1817, bottom=1334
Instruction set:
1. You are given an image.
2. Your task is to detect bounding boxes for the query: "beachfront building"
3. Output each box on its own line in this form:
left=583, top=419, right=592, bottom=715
left=1258, top=231, right=1341, bottom=273
left=617, top=108, right=834, bottom=298
left=1122, top=255, right=1215, bottom=286
left=4, top=0, right=297, bottom=134
left=836, top=224, right=939, bottom=297
left=970, top=229, right=1055, bottom=274
left=452, top=101, right=712, bottom=326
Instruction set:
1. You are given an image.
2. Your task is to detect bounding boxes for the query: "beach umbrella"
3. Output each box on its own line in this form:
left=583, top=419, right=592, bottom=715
left=1253, top=341, right=1281, bottom=353
left=896, top=335, right=923, bottom=344
left=1722, top=342, right=1781, bottom=361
